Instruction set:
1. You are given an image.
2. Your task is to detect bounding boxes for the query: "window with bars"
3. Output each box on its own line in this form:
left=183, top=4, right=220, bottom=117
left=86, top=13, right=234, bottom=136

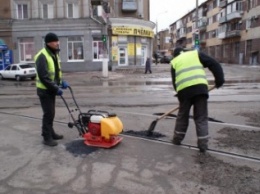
left=67, top=37, right=84, bottom=61
left=17, top=4, right=28, bottom=19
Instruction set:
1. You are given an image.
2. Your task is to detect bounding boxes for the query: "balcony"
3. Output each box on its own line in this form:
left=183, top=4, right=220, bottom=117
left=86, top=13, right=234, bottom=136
left=226, top=11, right=242, bottom=22
left=176, top=27, right=186, bottom=40
left=219, top=16, right=227, bottom=24
left=200, top=39, right=206, bottom=45
left=218, top=30, right=241, bottom=39
left=91, top=5, right=108, bottom=24
left=219, top=0, right=227, bottom=8
left=198, top=17, right=207, bottom=31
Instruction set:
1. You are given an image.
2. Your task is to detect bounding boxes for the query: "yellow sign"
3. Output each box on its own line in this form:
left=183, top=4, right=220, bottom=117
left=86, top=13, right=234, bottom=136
left=127, top=43, right=135, bottom=56
left=112, top=36, right=118, bottom=61
left=127, top=43, right=141, bottom=56
left=112, top=26, right=154, bottom=38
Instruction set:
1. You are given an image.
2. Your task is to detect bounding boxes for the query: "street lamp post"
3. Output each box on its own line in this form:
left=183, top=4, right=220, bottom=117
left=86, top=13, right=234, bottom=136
left=155, top=11, right=167, bottom=65
left=194, top=0, right=200, bottom=50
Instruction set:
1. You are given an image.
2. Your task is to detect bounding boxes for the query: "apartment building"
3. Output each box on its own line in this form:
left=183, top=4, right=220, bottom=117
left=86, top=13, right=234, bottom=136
left=168, top=0, right=260, bottom=65
left=153, top=28, right=172, bottom=56
left=0, top=0, right=154, bottom=71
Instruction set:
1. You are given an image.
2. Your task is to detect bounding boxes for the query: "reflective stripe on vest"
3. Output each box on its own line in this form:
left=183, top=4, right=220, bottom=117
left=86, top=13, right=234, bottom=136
left=34, top=48, right=62, bottom=89
left=171, top=50, right=208, bottom=92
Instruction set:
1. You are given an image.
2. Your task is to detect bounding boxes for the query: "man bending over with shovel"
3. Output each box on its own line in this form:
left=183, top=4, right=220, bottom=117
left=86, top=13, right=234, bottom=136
left=170, top=48, right=225, bottom=152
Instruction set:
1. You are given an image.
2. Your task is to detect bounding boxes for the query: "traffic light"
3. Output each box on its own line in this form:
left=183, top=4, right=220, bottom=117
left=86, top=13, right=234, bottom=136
left=194, top=33, right=200, bottom=46
left=102, top=35, right=107, bottom=43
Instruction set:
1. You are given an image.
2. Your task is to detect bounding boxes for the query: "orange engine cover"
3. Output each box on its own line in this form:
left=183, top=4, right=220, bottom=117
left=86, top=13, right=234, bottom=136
left=88, top=122, right=101, bottom=136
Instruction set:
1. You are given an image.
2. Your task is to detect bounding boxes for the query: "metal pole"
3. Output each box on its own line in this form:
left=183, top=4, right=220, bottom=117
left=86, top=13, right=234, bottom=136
left=155, top=11, right=167, bottom=65
left=156, top=19, right=158, bottom=65
left=196, top=0, right=199, bottom=29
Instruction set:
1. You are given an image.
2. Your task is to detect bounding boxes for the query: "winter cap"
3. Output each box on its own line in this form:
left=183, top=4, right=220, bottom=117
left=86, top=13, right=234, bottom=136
left=44, top=32, right=59, bottom=43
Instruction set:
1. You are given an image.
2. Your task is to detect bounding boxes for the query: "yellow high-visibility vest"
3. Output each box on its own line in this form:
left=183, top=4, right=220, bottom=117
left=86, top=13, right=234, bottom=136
left=34, top=48, right=62, bottom=89
left=171, top=50, right=208, bottom=92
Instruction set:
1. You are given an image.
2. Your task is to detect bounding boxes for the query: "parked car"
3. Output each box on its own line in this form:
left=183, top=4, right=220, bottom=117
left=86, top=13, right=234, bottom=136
left=160, top=55, right=173, bottom=64
left=0, top=63, right=36, bottom=81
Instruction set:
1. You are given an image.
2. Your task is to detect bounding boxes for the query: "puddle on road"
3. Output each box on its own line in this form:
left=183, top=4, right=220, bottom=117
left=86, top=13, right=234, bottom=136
left=82, top=79, right=260, bottom=87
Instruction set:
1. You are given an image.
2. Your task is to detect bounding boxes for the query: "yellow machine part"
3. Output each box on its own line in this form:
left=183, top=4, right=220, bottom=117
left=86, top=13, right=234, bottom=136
left=101, top=116, right=123, bottom=140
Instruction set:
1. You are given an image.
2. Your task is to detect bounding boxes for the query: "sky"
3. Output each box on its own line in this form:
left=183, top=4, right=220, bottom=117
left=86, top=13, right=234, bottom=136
left=150, top=0, right=207, bottom=31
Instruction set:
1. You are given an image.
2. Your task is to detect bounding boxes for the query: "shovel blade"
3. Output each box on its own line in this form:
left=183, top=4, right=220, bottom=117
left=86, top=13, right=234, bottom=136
left=147, top=120, right=158, bottom=136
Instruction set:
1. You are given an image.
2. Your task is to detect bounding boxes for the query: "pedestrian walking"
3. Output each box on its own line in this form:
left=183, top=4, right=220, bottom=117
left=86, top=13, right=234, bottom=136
left=170, top=47, right=225, bottom=152
left=34, top=32, right=69, bottom=147
left=145, top=57, right=152, bottom=74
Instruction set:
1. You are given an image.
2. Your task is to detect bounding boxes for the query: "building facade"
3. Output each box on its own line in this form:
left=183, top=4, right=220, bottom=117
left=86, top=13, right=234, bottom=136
left=0, top=0, right=13, bottom=69
left=167, top=0, right=260, bottom=65
left=0, top=0, right=155, bottom=71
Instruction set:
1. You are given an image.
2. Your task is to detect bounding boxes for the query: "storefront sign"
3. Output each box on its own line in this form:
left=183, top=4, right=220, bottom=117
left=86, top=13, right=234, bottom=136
left=112, top=27, right=154, bottom=38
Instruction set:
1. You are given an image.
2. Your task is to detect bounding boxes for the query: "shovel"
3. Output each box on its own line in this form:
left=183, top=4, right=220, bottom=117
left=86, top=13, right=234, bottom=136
left=147, top=85, right=216, bottom=136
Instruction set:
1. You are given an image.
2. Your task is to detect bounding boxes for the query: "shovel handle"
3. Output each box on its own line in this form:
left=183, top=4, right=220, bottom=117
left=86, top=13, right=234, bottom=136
left=156, top=106, right=179, bottom=121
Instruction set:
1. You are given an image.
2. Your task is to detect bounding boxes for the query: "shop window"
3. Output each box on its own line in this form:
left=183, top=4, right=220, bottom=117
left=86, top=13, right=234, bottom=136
left=68, top=37, right=84, bottom=61
left=19, top=38, right=35, bottom=62
left=17, top=4, right=28, bottom=19
left=42, top=3, right=54, bottom=19
left=92, top=41, right=104, bottom=61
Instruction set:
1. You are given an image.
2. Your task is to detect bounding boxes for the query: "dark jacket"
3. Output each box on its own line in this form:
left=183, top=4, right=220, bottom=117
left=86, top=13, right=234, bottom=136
left=35, top=46, right=61, bottom=95
left=171, top=51, right=225, bottom=100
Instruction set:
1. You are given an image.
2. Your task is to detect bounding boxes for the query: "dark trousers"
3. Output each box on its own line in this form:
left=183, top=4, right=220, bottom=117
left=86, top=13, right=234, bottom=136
left=174, top=94, right=209, bottom=146
left=37, top=89, right=56, bottom=140
left=145, top=65, right=152, bottom=74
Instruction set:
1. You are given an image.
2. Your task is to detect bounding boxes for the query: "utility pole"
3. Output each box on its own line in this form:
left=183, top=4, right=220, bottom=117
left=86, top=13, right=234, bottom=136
left=194, top=0, right=200, bottom=50
left=196, top=0, right=199, bottom=29
left=155, top=11, right=167, bottom=65
left=156, top=19, right=158, bottom=65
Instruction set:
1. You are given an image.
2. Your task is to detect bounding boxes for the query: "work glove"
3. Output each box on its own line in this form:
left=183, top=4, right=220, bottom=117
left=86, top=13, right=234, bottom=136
left=56, top=88, right=63, bottom=96
left=215, top=80, right=224, bottom=89
left=61, top=80, right=69, bottom=89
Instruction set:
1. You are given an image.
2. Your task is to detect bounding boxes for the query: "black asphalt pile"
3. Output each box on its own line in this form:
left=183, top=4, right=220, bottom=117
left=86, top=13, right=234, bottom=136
left=153, top=113, right=224, bottom=123
left=123, top=129, right=166, bottom=138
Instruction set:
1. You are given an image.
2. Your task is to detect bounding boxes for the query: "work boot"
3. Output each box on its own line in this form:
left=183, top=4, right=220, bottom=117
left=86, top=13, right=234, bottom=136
left=52, top=133, right=64, bottom=140
left=198, top=141, right=208, bottom=153
left=43, top=138, right=58, bottom=147
left=198, top=144, right=208, bottom=153
left=171, top=137, right=181, bottom=145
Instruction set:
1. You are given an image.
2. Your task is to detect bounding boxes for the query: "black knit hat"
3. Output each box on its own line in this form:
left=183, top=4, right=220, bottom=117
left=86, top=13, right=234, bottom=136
left=44, top=32, right=59, bottom=43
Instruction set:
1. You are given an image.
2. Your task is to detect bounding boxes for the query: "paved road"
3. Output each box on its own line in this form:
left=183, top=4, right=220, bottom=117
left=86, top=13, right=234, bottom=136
left=0, top=64, right=260, bottom=193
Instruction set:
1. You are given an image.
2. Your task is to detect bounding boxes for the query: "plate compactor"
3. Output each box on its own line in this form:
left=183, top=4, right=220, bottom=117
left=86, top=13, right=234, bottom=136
left=60, top=86, right=123, bottom=148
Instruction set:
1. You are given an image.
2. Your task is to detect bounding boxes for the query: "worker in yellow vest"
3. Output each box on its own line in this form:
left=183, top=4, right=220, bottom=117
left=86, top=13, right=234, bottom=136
left=34, top=32, right=69, bottom=147
left=170, top=48, right=225, bottom=152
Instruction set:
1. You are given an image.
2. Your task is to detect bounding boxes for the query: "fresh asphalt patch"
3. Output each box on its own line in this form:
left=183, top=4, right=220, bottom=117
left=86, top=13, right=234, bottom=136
left=65, top=139, right=99, bottom=157
left=153, top=113, right=224, bottom=123
left=123, top=129, right=166, bottom=138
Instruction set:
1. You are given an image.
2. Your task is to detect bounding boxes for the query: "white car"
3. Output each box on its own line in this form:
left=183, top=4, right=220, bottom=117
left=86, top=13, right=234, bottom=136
left=0, top=63, right=36, bottom=81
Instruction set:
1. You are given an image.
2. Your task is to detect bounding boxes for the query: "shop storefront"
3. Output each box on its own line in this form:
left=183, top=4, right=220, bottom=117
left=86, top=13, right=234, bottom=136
left=0, top=39, right=13, bottom=70
left=109, top=18, right=156, bottom=68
